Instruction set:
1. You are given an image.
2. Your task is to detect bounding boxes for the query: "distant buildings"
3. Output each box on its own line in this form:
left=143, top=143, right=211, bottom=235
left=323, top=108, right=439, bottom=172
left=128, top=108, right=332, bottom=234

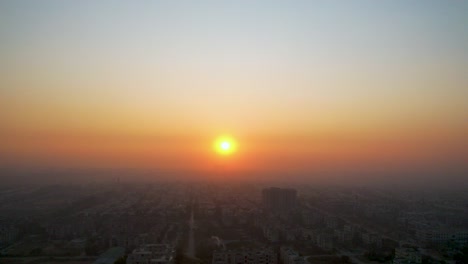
left=212, top=247, right=277, bottom=264
left=262, top=225, right=280, bottom=242
left=0, top=222, right=18, bottom=247
left=316, top=232, right=334, bottom=251
left=127, top=244, right=175, bottom=264
left=362, top=233, right=383, bottom=248
left=262, top=187, right=297, bottom=213
left=280, top=247, right=307, bottom=264
left=301, top=209, right=323, bottom=227
left=416, top=228, right=468, bottom=245
left=393, top=246, right=422, bottom=264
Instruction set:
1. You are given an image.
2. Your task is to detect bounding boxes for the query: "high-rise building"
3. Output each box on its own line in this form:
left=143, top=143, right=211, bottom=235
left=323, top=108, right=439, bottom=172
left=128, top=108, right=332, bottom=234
left=262, top=187, right=297, bottom=212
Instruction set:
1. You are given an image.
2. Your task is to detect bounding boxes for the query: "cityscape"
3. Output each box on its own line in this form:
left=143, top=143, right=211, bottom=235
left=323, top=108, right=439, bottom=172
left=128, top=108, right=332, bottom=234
left=1, top=182, right=467, bottom=263
left=1, top=1, right=467, bottom=264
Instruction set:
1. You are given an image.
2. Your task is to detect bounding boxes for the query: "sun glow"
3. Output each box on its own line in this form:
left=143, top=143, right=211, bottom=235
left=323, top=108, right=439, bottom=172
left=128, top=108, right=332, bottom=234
left=214, top=136, right=237, bottom=155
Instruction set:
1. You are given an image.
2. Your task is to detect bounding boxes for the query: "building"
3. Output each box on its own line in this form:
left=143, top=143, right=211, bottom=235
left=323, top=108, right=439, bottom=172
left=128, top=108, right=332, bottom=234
left=416, top=228, right=468, bottom=245
left=0, top=224, right=18, bottom=246
left=302, top=209, right=323, bottom=227
left=262, top=187, right=297, bottom=213
left=212, top=247, right=277, bottom=264
left=280, top=247, right=306, bottom=264
left=393, top=246, right=422, bottom=264
left=127, top=244, right=174, bottom=264
left=262, top=226, right=280, bottom=242
left=316, top=233, right=334, bottom=251
left=362, top=233, right=382, bottom=248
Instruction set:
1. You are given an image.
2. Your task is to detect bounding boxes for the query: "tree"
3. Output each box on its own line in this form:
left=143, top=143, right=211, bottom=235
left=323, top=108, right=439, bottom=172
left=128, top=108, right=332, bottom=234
left=454, top=245, right=468, bottom=264
left=85, top=238, right=99, bottom=256
left=341, top=255, right=351, bottom=263
left=29, top=248, right=42, bottom=256
left=114, top=256, right=127, bottom=264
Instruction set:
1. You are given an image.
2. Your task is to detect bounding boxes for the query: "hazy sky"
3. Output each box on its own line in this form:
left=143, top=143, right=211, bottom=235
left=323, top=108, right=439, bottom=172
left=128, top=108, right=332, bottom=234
left=1, top=1, right=467, bottom=178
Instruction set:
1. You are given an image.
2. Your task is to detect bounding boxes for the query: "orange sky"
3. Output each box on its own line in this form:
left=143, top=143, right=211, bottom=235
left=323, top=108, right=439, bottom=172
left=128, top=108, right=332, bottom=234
left=1, top=117, right=466, bottom=175
left=0, top=1, right=467, bottom=180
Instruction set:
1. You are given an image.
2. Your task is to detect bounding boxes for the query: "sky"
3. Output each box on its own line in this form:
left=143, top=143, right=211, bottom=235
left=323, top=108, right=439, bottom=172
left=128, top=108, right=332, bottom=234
left=0, top=1, right=467, bottom=181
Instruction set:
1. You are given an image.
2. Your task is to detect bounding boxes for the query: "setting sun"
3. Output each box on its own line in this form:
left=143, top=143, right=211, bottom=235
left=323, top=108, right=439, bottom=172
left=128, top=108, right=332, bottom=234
left=214, top=136, right=237, bottom=155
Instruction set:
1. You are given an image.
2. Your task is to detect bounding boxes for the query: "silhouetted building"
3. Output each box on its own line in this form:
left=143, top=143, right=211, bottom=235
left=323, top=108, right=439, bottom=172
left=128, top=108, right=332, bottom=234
left=262, top=187, right=297, bottom=212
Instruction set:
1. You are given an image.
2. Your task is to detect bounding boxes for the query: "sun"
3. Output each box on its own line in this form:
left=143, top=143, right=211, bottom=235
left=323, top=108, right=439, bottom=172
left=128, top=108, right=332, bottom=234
left=221, top=141, right=231, bottom=150
left=214, top=135, right=237, bottom=155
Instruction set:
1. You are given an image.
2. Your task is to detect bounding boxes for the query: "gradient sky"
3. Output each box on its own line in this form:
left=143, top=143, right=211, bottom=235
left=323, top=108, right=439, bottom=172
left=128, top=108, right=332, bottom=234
left=0, top=1, right=467, bottom=179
